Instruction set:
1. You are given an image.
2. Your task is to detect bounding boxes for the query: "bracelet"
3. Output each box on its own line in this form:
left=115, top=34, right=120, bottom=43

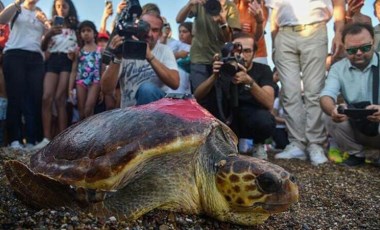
left=244, top=81, right=254, bottom=91
left=111, top=56, right=122, bottom=64
left=147, top=55, right=155, bottom=63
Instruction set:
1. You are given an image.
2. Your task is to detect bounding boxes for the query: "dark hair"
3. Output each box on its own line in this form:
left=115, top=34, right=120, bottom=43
left=179, top=21, right=193, bottom=34
left=232, top=32, right=258, bottom=52
left=78, top=20, right=98, bottom=46
left=341, top=23, right=374, bottom=43
left=142, top=3, right=160, bottom=16
left=51, top=0, right=79, bottom=30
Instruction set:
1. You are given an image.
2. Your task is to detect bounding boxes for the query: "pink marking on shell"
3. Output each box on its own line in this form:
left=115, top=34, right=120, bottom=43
left=134, top=98, right=215, bottom=121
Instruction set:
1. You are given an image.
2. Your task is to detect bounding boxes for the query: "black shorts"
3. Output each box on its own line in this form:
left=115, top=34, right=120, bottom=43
left=45, top=52, right=72, bottom=74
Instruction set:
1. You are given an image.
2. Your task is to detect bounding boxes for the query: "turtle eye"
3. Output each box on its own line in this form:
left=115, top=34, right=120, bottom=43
left=289, top=175, right=297, bottom=183
left=256, top=172, right=282, bottom=194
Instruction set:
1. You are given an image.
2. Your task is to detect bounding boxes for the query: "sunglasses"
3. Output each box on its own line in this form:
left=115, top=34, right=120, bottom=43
left=345, top=44, right=372, bottom=55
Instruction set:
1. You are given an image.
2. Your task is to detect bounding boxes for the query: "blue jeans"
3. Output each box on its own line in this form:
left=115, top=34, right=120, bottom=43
left=190, top=63, right=219, bottom=117
left=135, top=82, right=165, bottom=105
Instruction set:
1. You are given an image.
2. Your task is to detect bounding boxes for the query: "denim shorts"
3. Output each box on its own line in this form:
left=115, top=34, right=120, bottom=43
left=46, top=52, right=73, bottom=74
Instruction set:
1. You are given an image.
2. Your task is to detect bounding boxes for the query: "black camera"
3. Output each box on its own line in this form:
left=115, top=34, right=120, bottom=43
left=204, top=0, right=222, bottom=16
left=220, top=42, right=245, bottom=77
left=102, top=0, right=150, bottom=64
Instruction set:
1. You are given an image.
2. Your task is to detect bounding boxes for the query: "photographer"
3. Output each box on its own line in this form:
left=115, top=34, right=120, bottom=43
left=320, top=23, right=380, bottom=167
left=176, top=0, right=240, bottom=116
left=101, top=10, right=179, bottom=108
left=194, top=32, right=275, bottom=160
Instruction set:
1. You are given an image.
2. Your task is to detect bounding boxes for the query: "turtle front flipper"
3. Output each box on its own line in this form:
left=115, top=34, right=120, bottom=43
left=100, top=150, right=202, bottom=221
left=4, top=160, right=77, bottom=209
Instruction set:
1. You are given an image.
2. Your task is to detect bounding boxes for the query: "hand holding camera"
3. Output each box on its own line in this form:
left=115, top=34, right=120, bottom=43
left=117, top=0, right=128, bottom=15
left=364, top=104, right=380, bottom=123
left=212, top=54, right=224, bottom=77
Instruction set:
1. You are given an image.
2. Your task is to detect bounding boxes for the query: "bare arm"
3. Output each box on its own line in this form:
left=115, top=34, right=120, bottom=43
left=147, top=54, right=179, bottom=90
left=194, top=58, right=222, bottom=100
left=249, top=84, right=274, bottom=110
left=101, top=62, right=120, bottom=96
left=331, top=0, right=345, bottom=62
left=270, top=7, right=279, bottom=63
left=320, top=95, right=347, bottom=123
left=176, top=0, right=204, bottom=23
left=99, top=3, right=113, bottom=33
left=41, top=27, right=63, bottom=51
left=0, top=1, right=21, bottom=24
left=194, top=73, right=218, bottom=100
left=234, top=70, right=274, bottom=110
left=249, top=0, right=267, bottom=42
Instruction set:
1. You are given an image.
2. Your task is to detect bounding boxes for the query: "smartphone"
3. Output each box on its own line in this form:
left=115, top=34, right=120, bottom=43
left=105, top=0, right=113, bottom=15
left=53, top=16, right=64, bottom=26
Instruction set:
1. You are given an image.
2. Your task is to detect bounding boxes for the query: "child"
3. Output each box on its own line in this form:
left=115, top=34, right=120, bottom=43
left=69, top=20, right=105, bottom=120
left=33, top=0, right=79, bottom=150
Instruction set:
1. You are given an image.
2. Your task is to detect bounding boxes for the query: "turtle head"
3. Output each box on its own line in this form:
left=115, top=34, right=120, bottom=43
left=214, top=154, right=298, bottom=224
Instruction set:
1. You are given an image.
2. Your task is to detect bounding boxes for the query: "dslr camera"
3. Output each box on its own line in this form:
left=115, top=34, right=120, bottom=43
left=215, top=42, right=245, bottom=114
left=219, top=42, right=245, bottom=77
left=102, top=0, right=150, bottom=64
left=204, top=0, right=222, bottom=16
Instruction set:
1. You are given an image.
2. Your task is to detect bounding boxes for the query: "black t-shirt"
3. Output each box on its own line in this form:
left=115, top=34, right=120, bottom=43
left=238, top=62, right=275, bottom=108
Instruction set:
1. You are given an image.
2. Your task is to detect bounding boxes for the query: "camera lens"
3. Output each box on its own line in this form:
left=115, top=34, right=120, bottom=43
left=204, top=0, right=222, bottom=16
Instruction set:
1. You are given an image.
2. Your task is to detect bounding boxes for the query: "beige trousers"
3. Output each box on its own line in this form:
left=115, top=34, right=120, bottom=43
left=323, top=114, right=380, bottom=159
left=274, top=23, right=328, bottom=150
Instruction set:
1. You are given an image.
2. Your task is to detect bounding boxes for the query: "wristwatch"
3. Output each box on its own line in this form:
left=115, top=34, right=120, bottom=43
left=244, top=81, right=254, bottom=91
left=219, top=22, right=228, bottom=29
left=111, top=56, right=122, bottom=64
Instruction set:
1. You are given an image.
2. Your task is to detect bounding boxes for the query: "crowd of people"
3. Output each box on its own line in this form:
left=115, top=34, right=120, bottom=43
left=0, top=0, right=379, bottom=168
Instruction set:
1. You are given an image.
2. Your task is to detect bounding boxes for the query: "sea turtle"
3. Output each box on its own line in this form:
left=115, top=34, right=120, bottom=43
left=4, top=98, right=298, bottom=226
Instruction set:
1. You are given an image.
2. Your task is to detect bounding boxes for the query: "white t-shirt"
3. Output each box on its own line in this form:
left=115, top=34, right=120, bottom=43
left=119, top=43, right=178, bottom=108
left=48, top=28, right=78, bottom=53
left=167, top=41, right=191, bottom=94
left=4, top=8, right=45, bottom=54
left=265, top=0, right=333, bottom=26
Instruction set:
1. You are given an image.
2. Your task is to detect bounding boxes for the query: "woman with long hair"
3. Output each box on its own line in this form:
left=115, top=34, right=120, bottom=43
left=33, top=0, right=79, bottom=150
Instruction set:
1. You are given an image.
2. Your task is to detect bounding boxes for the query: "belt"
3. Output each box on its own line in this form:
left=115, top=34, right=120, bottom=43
left=279, top=21, right=324, bottom=32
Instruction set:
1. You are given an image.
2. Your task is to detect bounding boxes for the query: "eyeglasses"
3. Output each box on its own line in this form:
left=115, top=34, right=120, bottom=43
left=242, top=48, right=253, bottom=53
left=345, top=44, right=372, bottom=55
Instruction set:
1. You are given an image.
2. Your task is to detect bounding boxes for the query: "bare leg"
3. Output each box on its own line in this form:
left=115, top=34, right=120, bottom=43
left=54, top=71, right=70, bottom=133
left=76, top=84, right=88, bottom=121
left=42, top=72, right=59, bottom=139
left=84, top=84, right=100, bottom=118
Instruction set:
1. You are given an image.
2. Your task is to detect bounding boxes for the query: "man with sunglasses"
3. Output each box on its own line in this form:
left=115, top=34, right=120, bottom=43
left=194, top=32, right=276, bottom=160
left=320, top=23, right=380, bottom=167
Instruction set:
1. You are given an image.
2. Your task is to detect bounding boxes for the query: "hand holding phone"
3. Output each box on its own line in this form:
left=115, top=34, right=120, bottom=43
left=105, top=0, right=114, bottom=16
left=53, top=16, right=64, bottom=26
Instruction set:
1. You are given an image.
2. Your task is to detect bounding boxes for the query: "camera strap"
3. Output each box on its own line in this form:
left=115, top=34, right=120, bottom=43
left=372, top=52, right=379, bottom=104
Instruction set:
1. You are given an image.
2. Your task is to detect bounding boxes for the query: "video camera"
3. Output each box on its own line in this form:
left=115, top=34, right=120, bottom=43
left=219, top=42, right=245, bottom=77
left=102, top=0, right=150, bottom=64
left=215, top=42, right=245, bottom=121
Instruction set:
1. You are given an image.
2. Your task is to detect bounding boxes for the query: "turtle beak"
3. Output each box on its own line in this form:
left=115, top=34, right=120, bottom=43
left=261, top=178, right=299, bottom=213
